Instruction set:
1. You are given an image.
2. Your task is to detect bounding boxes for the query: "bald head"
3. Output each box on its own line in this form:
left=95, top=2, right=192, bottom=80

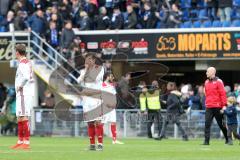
left=206, top=67, right=216, bottom=79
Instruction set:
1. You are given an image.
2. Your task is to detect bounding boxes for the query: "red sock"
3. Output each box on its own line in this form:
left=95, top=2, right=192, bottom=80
left=111, top=123, right=117, bottom=141
left=88, top=123, right=95, bottom=145
left=96, top=123, right=103, bottom=144
left=22, top=120, right=30, bottom=142
left=17, top=121, right=24, bottom=143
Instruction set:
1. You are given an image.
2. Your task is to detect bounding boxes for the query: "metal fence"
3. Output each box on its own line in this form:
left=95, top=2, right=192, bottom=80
left=32, top=108, right=240, bottom=139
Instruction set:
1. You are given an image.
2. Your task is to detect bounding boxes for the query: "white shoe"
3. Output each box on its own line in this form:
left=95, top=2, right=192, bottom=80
left=112, top=140, right=124, bottom=144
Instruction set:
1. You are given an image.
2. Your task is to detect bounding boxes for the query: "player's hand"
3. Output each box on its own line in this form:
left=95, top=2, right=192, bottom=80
left=220, top=109, right=224, bottom=114
left=222, top=106, right=227, bottom=110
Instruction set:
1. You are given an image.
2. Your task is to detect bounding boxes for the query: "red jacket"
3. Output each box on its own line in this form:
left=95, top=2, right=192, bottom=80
left=204, top=77, right=227, bottom=108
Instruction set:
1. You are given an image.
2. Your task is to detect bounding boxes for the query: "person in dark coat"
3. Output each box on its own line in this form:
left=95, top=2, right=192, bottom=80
left=140, top=2, right=157, bottom=29
left=0, top=11, right=14, bottom=31
left=218, top=0, right=232, bottom=22
left=45, top=21, right=60, bottom=66
left=95, top=6, right=110, bottom=30
left=0, top=0, right=10, bottom=16
left=77, top=11, right=90, bottom=30
left=110, top=6, right=124, bottom=29
left=14, top=11, right=27, bottom=31
left=124, top=5, right=137, bottom=29
left=205, top=0, right=218, bottom=21
left=156, top=90, right=188, bottom=141
left=61, top=20, right=75, bottom=59
left=221, top=96, right=240, bottom=145
left=166, top=3, right=182, bottom=28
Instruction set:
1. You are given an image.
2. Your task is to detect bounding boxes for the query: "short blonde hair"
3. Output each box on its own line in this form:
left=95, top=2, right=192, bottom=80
left=227, top=96, right=236, bottom=104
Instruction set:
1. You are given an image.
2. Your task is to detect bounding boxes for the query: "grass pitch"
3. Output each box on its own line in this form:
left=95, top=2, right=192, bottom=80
left=0, top=137, right=239, bottom=160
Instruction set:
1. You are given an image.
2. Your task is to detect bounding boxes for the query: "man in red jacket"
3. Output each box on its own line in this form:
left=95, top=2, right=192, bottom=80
left=203, top=67, right=228, bottom=145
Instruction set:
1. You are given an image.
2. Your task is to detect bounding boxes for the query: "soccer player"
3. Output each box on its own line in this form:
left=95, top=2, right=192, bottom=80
left=102, top=72, right=124, bottom=144
left=77, top=53, right=105, bottom=151
left=11, top=44, right=34, bottom=150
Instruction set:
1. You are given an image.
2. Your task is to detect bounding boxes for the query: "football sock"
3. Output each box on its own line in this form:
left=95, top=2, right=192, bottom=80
left=96, top=123, right=103, bottom=144
left=17, top=121, right=24, bottom=144
left=88, top=123, right=96, bottom=145
left=22, top=120, right=30, bottom=144
left=111, top=123, right=117, bottom=141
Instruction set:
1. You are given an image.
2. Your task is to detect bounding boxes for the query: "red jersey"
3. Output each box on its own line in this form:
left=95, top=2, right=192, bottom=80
left=204, top=77, right=227, bottom=108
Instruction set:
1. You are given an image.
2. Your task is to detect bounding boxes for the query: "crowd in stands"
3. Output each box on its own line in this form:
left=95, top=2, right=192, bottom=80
left=1, top=0, right=240, bottom=34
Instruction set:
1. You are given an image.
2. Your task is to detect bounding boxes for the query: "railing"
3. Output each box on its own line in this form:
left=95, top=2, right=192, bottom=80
left=32, top=108, right=240, bottom=138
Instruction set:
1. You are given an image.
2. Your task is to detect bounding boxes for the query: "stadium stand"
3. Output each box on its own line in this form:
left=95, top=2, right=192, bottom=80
left=0, top=0, right=240, bottom=33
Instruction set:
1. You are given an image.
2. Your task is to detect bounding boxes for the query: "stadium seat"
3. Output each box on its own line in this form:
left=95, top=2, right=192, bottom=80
left=180, top=0, right=191, bottom=9
left=182, top=21, right=192, bottom=28
left=222, top=21, right=231, bottom=27
left=233, top=0, right=240, bottom=7
left=189, top=9, right=199, bottom=20
left=0, top=26, right=6, bottom=32
left=197, top=0, right=205, bottom=8
left=182, top=9, right=190, bottom=21
left=232, top=20, right=240, bottom=27
left=198, top=9, right=208, bottom=20
left=212, top=20, right=222, bottom=27
left=193, top=21, right=201, bottom=28
left=202, top=20, right=212, bottom=28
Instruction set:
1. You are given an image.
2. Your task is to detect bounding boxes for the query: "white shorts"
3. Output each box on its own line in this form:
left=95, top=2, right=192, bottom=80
left=16, top=95, right=33, bottom=117
left=102, top=109, right=116, bottom=123
left=82, top=96, right=103, bottom=122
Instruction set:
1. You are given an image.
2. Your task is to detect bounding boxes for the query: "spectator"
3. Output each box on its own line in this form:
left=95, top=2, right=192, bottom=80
left=0, top=83, right=7, bottom=110
left=221, top=96, right=240, bottom=145
left=205, top=0, right=218, bottom=21
left=50, top=13, right=63, bottom=32
left=110, top=6, right=124, bottom=29
left=59, top=0, right=72, bottom=21
left=0, top=11, right=14, bottom=31
left=27, top=9, right=47, bottom=54
left=0, top=88, right=17, bottom=136
left=140, top=2, right=157, bottom=29
left=71, top=0, right=81, bottom=27
left=155, top=3, right=169, bottom=28
left=77, top=11, right=90, bottom=30
left=11, top=0, right=31, bottom=14
left=166, top=3, right=182, bottom=28
left=14, top=11, right=27, bottom=31
left=40, top=90, right=55, bottom=137
left=218, top=0, right=232, bottom=22
left=0, top=0, right=11, bottom=17
left=45, top=21, right=60, bottom=67
left=124, top=5, right=137, bottom=29
left=61, top=20, right=75, bottom=59
left=156, top=89, right=188, bottom=141
left=95, top=6, right=110, bottom=30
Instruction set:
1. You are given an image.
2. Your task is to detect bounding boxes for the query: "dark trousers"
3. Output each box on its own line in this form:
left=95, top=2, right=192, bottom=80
left=160, top=113, right=187, bottom=138
left=204, top=108, right=228, bottom=142
left=227, top=124, right=240, bottom=140
left=147, top=110, right=162, bottom=138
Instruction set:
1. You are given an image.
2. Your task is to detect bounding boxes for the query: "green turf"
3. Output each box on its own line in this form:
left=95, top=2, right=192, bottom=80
left=0, top=137, right=239, bottom=160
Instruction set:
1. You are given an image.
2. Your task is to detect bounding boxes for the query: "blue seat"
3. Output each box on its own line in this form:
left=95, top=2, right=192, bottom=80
left=234, top=0, right=240, bottom=7
left=202, top=20, right=212, bottom=28
left=193, top=21, right=201, bottom=28
left=222, top=21, right=231, bottom=27
left=182, top=9, right=190, bottom=21
left=197, top=0, right=205, bottom=8
left=232, top=20, right=240, bottom=27
left=183, top=21, right=192, bottom=28
left=0, top=26, right=6, bottom=32
left=180, top=0, right=191, bottom=9
left=190, top=9, right=199, bottom=20
left=198, top=9, right=208, bottom=20
left=212, top=20, right=222, bottom=27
